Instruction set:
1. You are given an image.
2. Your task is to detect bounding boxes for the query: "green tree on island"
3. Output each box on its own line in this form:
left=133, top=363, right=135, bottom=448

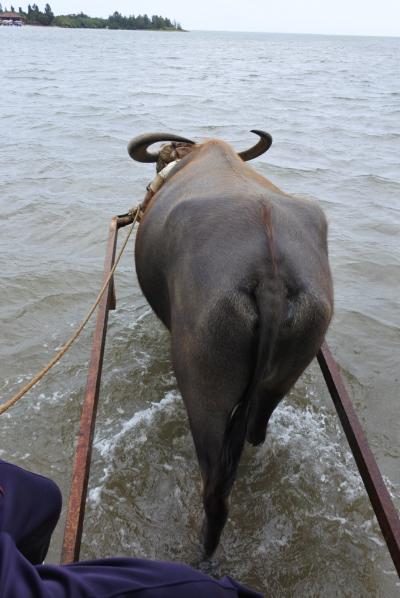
left=44, top=3, right=53, bottom=24
left=16, top=3, right=183, bottom=30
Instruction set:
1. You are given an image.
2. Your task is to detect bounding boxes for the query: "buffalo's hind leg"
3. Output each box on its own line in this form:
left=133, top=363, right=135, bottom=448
left=170, top=307, right=255, bottom=556
left=185, top=394, right=249, bottom=557
left=200, top=397, right=249, bottom=555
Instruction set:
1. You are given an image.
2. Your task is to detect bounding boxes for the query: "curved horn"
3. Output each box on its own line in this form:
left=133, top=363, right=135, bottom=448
left=127, top=132, right=195, bottom=163
left=238, top=130, right=273, bottom=162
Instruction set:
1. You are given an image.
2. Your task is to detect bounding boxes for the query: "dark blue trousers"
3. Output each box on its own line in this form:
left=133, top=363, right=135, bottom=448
left=0, top=460, right=263, bottom=597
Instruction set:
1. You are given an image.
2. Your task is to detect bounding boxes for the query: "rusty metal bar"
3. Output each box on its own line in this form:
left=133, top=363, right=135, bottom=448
left=317, top=342, right=400, bottom=576
left=61, top=217, right=120, bottom=564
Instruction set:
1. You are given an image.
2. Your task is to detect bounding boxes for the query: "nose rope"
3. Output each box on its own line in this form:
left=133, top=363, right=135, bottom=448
left=139, top=159, right=181, bottom=221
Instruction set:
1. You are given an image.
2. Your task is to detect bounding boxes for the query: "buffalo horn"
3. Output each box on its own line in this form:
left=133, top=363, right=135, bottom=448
left=238, top=130, right=273, bottom=161
left=127, top=133, right=195, bottom=163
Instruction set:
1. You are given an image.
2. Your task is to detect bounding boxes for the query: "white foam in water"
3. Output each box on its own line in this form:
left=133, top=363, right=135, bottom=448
left=89, top=391, right=180, bottom=505
left=255, top=398, right=365, bottom=503
left=35, top=391, right=65, bottom=409
left=88, top=486, right=102, bottom=505
left=127, top=308, right=152, bottom=330
left=247, top=397, right=387, bottom=560
left=95, top=391, right=179, bottom=458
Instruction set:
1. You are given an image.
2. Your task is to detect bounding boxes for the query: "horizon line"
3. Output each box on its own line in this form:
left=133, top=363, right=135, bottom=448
left=188, top=28, right=400, bottom=38
left=22, top=23, right=400, bottom=38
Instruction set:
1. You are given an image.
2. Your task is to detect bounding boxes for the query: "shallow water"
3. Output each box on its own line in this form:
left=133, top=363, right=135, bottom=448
left=0, top=27, right=399, bottom=596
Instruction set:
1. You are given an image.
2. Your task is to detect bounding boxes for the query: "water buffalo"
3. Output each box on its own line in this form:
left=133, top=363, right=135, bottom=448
left=128, top=131, right=333, bottom=555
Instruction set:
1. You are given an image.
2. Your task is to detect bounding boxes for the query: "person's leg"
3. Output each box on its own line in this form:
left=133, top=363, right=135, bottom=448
left=39, top=557, right=264, bottom=597
left=0, top=539, right=263, bottom=598
left=0, top=460, right=62, bottom=564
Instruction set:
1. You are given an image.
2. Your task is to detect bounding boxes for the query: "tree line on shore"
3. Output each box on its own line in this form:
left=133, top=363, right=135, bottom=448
left=0, top=3, right=183, bottom=30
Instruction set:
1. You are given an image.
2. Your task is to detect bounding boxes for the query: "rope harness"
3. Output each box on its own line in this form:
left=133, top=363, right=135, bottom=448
left=0, top=205, right=141, bottom=416
left=147, top=160, right=180, bottom=195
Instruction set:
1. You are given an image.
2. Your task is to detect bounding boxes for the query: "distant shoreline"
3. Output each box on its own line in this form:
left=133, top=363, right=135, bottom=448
left=22, top=24, right=187, bottom=32
left=0, top=6, right=184, bottom=31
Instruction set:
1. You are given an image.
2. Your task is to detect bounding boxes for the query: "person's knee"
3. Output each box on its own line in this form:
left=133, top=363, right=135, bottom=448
left=0, top=461, right=62, bottom=563
left=40, top=475, right=62, bottom=523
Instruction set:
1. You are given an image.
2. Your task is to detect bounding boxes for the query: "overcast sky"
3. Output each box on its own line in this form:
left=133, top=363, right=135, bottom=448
left=18, top=1, right=400, bottom=36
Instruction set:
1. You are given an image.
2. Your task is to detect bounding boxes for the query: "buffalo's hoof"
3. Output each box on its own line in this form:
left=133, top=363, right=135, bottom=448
left=246, top=430, right=266, bottom=446
left=200, top=519, right=219, bottom=558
